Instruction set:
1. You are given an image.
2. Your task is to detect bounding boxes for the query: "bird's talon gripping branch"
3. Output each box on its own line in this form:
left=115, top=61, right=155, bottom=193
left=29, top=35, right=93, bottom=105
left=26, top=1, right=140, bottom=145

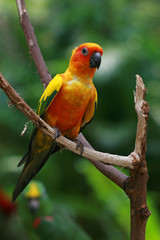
left=52, top=127, right=61, bottom=140
left=73, top=139, right=84, bottom=155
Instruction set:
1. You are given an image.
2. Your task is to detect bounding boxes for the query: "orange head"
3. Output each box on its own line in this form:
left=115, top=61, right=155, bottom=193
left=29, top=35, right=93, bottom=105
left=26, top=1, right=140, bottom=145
left=69, top=43, right=103, bottom=79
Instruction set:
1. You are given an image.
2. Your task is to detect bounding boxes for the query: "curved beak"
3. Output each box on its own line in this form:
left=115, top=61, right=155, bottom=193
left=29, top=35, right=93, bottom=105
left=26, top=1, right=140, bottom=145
left=90, top=51, right=102, bottom=69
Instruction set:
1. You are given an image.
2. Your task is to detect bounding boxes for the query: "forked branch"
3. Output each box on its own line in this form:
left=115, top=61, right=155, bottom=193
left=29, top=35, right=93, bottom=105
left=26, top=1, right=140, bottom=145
left=125, top=75, right=150, bottom=240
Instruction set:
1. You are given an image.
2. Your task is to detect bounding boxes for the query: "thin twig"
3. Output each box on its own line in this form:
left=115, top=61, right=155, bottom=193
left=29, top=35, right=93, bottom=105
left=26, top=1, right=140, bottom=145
left=20, top=121, right=31, bottom=136
left=134, top=75, right=149, bottom=158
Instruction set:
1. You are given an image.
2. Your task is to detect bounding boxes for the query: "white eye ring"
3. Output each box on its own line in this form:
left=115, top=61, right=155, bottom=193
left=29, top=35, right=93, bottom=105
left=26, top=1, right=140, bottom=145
left=81, top=47, right=89, bottom=56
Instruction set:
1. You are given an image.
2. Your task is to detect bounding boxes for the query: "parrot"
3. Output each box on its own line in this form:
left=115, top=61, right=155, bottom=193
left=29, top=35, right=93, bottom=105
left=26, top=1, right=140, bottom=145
left=13, top=42, right=103, bottom=202
left=18, top=180, right=92, bottom=240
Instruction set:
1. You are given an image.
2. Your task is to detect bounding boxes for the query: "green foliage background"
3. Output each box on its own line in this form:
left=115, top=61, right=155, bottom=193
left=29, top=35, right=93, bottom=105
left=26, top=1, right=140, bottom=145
left=0, top=0, right=160, bottom=239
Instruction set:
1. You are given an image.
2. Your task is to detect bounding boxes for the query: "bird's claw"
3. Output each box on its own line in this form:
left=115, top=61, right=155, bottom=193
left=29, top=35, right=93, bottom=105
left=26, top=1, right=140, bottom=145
left=53, top=127, right=61, bottom=140
left=73, top=139, right=84, bottom=155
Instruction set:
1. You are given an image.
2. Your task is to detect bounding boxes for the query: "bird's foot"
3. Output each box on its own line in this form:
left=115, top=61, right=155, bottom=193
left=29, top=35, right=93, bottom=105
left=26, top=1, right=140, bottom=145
left=73, top=138, right=84, bottom=155
left=52, top=127, right=61, bottom=140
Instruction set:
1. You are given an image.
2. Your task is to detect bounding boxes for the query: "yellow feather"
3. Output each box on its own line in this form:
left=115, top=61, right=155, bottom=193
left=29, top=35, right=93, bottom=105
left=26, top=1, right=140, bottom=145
left=24, top=182, right=41, bottom=198
left=37, top=74, right=62, bottom=115
left=41, top=74, right=62, bottom=101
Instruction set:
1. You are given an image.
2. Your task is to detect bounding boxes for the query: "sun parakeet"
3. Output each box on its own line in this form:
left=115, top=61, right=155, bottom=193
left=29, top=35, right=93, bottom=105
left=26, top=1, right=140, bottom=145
left=13, top=42, right=103, bottom=202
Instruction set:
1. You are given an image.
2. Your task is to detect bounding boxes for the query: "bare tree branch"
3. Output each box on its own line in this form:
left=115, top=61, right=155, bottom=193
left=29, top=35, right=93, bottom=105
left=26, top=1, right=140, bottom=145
left=125, top=75, right=151, bottom=240
left=16, top=0, right=52, bottom=88
left=134, top=75, right=149, bottom=157
left=0, top=73, right=137, bottom=170
left=15, top=0, right=129, bottom=189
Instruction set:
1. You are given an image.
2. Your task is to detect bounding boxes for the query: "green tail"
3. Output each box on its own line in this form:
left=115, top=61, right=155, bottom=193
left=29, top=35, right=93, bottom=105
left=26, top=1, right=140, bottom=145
left=12, top=130, right=57, bottom=202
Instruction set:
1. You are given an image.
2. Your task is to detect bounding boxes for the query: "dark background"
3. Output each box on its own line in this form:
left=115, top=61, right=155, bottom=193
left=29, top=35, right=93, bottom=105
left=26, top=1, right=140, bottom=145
left=0, top=0, right=160, bottom=239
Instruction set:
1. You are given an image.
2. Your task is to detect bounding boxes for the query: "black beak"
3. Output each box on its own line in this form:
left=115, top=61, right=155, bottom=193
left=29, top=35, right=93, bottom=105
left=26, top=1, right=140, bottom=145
left=90, top=51, right=101, bottom=69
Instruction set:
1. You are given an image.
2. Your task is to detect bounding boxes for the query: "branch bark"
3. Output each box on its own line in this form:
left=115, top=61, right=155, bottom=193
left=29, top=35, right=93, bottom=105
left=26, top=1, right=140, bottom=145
left=15, top=0, right=128, bottom=189
left=16, top=0, right=52, bottom=88
left=125, top=75, right=151, bottom=240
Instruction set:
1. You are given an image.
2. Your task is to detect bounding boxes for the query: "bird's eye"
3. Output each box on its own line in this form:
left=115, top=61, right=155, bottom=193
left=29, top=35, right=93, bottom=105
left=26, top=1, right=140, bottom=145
left=81, top=47, right=89, bottom=56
